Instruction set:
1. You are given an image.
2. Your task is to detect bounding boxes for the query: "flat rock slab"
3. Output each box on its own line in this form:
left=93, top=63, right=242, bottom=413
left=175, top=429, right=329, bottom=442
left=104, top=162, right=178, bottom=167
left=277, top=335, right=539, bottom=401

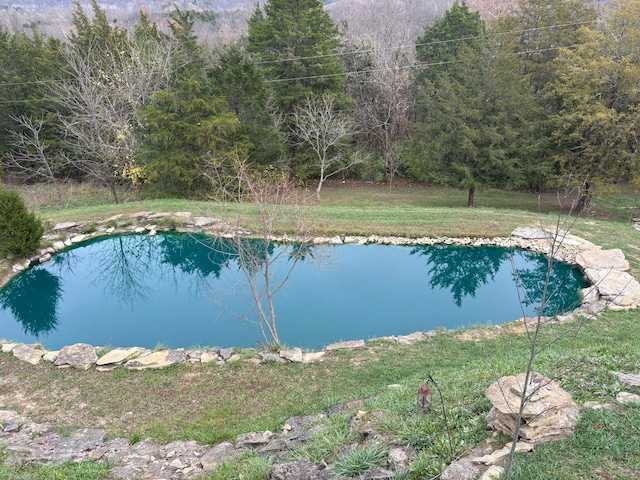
left=269, top=460, right=334, bottom=480
left=576, top=248, right=629, bottom=271
left=280, top=348, right=303, bottom=363
left=54, top=343, right=97, bottom=370
left=485, top=372, right=579, bottom=445
left=96, top=347, right=144, bottom=366
left=12, top=344, right=44, bottom=365
left=325, top=340, right=365, bottom=351
left=584, top=268, right=640, bottom=307
left=124, top=350, right=186, bottom=370
left=302, top=351, right=325, bottom=363
left=2, top=343, right=17, bottom=353
left=52, top=221, right=78, bottom=230
left=199, top=441, right=238, bottom=471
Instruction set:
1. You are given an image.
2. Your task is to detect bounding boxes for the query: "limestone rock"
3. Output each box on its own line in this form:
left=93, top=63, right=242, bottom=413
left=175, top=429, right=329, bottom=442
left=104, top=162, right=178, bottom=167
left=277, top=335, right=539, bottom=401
left=11, top=263, right=25, bottom=273
left=53, top=221, right=77, bottom=230
left=485, top=373, right=579, bottom=445
left=576, top=248, right=629, bottom=271
left=511, top=227, right=550, bottom=240
left=472, top=442, right=533, bottom=465
left=260, top=352, right=286, bottom=363
left=199, top=441, right=238, bottom=471
left=54, top=343, right=97, bottom=370
left=361, top=467, right=394, bottom=479
left=584, top=268, right=640, bottom=307
left=12, top=344, right=44, bottom=365
left=481, top=465, right=505, bottom=480
left=616, top=392, right=640, bottom=405
left=124, top=349, right=186, bottom=370
left=396, top=331, right=427, bottom=345
left=52, top=241, right=66, bottom=250
left=302, top=351, right=325, bottom=363
left=219, top=347, right=235, bottom=360
left=2, top=342, right=17, bottom=353
left=42, top=350, right=59, bottom=362
left=324, top=340, right=365, bottom=351
left=280, top=347, right=303, bottom=363
left=96, top=347, right=143, bottom=366
left=235, top=431, right=275, bottom=449
left=611, top=372, right=640, bottom=388
left=269, top=460, right=333, bottom=480
left=388, top=447, right=413, bottom=469
left=440, top=459, right=482, bottom=480
left=193, top=216, right=218, bottom=227
left=200, top=349, right=220, bottom=363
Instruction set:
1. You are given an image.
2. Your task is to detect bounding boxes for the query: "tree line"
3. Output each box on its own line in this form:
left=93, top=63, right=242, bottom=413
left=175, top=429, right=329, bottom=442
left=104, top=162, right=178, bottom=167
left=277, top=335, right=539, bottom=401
left=0, top=0, right=637, bottom=207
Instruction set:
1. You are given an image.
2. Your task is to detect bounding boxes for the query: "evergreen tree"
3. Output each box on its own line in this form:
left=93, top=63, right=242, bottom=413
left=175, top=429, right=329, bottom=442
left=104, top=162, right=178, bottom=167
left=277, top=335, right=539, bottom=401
left=247, top=0, right=346, bottom=115
left=247, top=0, right=347, bottom=177
left=548, top=0, right=640, bottom=205
left=208, top=44, right=284, bottom=168
left=407, top=34, right=543, bottom=206
left=0, top=28, right=64, bottom=159
left=500, top=0, right=598, bottom=103
left=415, top=1, right=484, bottom=84
left=138, top=79, right=243, bottom=198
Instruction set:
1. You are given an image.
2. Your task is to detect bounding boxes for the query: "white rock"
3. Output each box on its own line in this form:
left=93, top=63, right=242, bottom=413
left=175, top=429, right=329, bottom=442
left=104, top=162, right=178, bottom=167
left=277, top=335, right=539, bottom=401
left=576, top=248, right=629, bottom=271
left=70, top=234, right=87, bottom=244
left=12, top=344, right=44, bottom=365
left=53, top=221, right=77, bottom=230
left=302, top=351, right=325, bottom=363
left=42, top=350, right=59, bottom=362
left=39, top=253, right=52, bottom=263
left=481, top=465, right=505, bottom=480
left=11, top=264, right=25, bottom=273
left=105, top=227, right=115, bottom=234
left=1, top=343, right=18, bottom=353
left=280, top=347, right=304, bottom=363
left=52, top=241, right=66, bottom=250
left=616, top=392, right=640, bottom=405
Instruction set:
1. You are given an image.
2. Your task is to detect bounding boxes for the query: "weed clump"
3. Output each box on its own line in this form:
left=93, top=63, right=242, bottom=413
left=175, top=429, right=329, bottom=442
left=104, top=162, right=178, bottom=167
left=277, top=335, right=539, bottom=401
left=0, top=189, right=44, bottom=257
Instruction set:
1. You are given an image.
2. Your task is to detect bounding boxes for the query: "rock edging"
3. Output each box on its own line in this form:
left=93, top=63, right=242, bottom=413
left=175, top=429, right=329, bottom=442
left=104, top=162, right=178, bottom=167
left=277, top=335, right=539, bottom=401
left=1, top=216, right=639, bottom=371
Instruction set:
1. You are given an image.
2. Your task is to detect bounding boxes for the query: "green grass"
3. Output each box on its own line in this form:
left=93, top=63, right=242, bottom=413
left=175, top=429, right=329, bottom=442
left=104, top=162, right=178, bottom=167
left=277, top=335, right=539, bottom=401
left=1, top=181, right=640, bottom=478
left=0, top=459, right=110, bottom=480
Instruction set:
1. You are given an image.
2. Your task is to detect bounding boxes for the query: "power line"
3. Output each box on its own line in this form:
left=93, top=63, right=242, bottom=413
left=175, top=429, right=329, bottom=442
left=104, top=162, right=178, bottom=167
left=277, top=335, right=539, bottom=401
left=254, top=19, right=598, bottom=67
left=0, top=18, right=600, bottom=96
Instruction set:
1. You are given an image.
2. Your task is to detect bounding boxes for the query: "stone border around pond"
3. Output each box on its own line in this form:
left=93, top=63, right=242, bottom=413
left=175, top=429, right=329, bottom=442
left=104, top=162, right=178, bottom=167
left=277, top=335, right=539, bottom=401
left=1, top=211, right=639, bottom=371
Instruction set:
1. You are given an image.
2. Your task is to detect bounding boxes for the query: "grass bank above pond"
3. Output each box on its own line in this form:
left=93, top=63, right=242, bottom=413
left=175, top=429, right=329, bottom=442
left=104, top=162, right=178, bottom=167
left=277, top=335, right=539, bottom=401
left=1, top=182, right=640, bottom=479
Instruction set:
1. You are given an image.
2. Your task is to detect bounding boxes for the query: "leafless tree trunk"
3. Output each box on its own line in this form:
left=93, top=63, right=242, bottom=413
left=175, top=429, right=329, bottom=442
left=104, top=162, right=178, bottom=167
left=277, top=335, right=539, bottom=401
left=291, top=93, right=359, bottom=199
left=3, top=115, right=70, bottom=206
left=503, top=212, right=591, bottom=478
left=212, top=156, right=319, bottom=348
left=338, top=0, right=425, bottom=183
left=47, top=34, right=175, bottom=202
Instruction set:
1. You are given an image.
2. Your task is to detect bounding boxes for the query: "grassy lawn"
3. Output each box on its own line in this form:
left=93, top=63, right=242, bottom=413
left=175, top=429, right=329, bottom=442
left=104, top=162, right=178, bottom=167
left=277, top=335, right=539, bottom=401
left=1, top=181, right=640, bottom=479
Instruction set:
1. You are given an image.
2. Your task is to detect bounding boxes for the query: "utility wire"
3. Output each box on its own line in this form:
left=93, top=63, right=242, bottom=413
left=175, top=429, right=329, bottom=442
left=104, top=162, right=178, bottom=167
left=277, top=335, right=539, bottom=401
left=0, top=19, right=601, bottom=98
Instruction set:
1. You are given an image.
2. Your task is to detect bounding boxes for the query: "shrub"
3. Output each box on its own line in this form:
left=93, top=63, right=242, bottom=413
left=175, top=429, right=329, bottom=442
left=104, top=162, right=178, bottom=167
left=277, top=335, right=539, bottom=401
left=0, top=189, right=45, bottom=257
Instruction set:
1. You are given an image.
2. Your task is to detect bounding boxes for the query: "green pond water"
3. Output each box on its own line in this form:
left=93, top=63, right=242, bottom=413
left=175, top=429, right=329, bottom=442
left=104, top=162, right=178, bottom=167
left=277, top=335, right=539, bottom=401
left=0, top=233, right=588, bottom=350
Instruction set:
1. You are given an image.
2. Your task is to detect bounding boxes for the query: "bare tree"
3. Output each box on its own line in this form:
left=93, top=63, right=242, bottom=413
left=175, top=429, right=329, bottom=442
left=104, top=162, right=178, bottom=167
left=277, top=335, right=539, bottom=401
left=337, top=0, right=432, bottom=183
left=48, top=32, right=175, bottom=203
left=291, top=93, right=359, bottom=199
left=501, top=211, right=598, bottom=478
left=4, top=115, right=70, bottom=206
left=213, top=156, right=319, bottom=348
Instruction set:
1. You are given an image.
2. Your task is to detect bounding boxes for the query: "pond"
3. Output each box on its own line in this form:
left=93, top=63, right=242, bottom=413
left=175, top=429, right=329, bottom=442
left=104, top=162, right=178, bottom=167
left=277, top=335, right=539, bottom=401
left=0, top=233, right=588, bottom=351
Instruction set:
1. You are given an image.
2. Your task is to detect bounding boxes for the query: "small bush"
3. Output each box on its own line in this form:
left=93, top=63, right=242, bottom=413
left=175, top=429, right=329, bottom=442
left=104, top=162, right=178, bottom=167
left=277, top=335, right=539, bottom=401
left=0, top=189, right=44, bottom=257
